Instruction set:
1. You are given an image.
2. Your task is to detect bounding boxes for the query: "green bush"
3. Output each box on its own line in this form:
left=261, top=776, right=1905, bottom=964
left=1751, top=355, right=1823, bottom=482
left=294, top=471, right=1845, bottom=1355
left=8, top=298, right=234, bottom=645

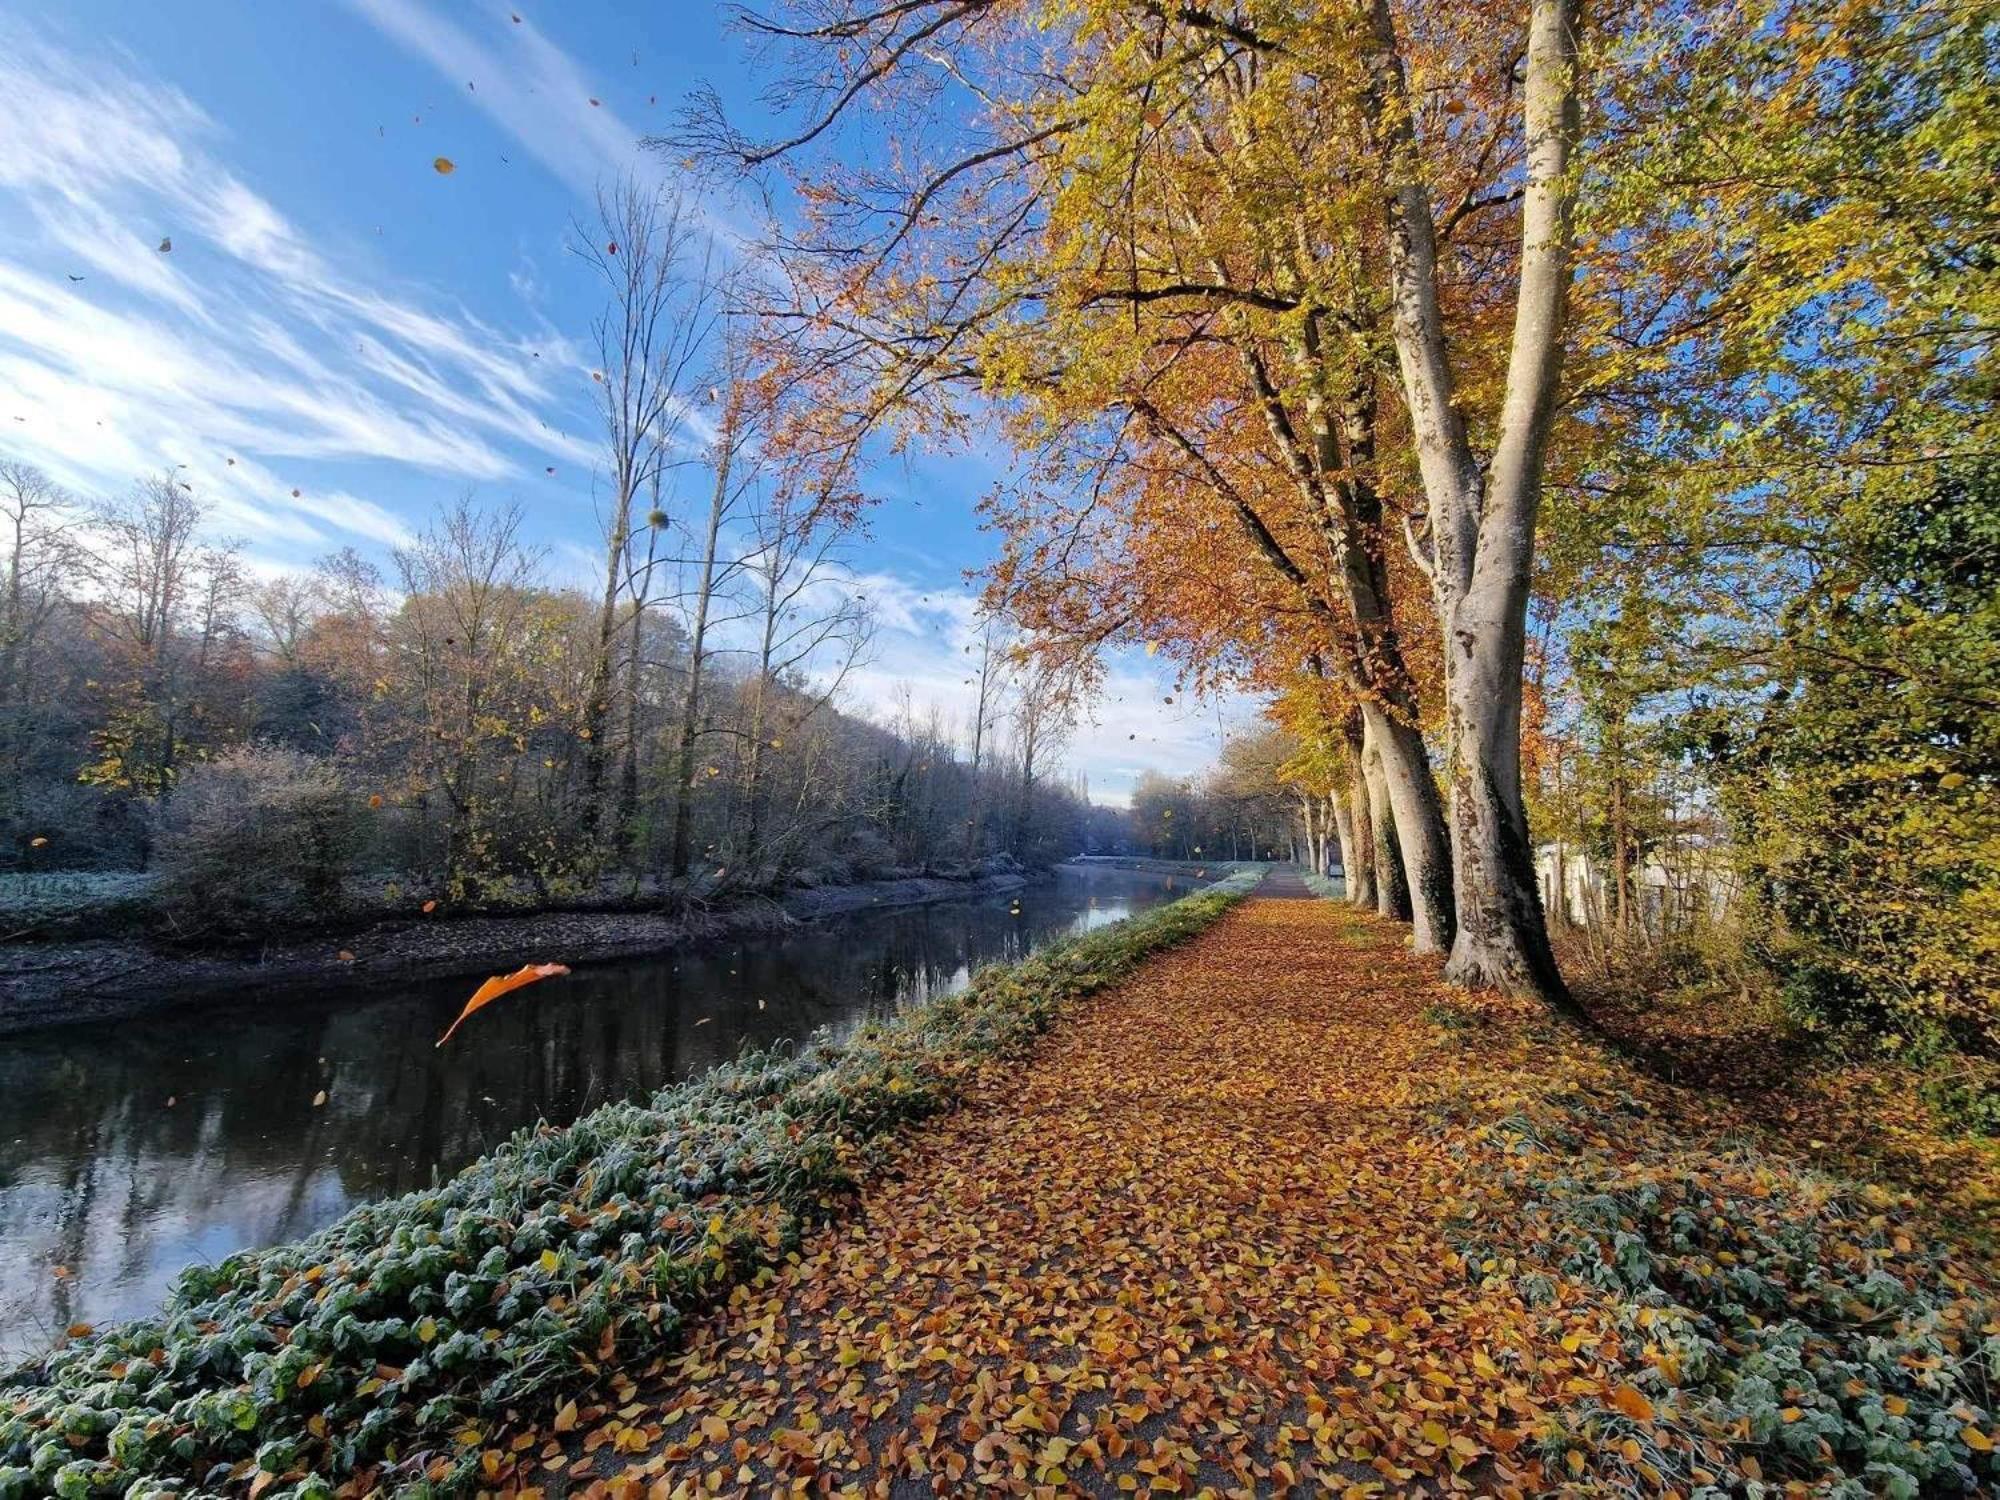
left=0, top=872, right=1256, bottom=1498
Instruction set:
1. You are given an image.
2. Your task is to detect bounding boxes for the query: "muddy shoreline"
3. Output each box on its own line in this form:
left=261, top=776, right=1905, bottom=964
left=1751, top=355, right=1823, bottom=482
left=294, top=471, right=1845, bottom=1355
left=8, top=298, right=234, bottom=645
left=0, top=870, right=1033, bottom=1035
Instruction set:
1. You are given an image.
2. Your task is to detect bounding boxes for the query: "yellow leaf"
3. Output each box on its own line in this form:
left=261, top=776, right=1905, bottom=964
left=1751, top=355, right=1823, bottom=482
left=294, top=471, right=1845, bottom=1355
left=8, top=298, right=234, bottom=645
left=553, top=1399, right=578, bottom=1434
left=434, top=157, right=456, bottom=175
left=1965, top=1426, right=1995, bottom=1452
left=540, top=1248, right=560, bottom=1273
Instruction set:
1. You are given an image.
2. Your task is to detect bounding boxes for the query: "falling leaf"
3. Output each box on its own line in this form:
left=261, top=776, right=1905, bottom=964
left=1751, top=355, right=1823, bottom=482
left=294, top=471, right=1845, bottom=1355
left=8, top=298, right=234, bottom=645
left=588, top=97, right=600, bottom=107
left=433, top=156, right=455, bottom=175
left=546, top=466, right=556, bottom=475
left=157, top=237, right=172, bottom=253
left=606, top=240, right=618, bottom=255
left=291, top=488, right=301, bottom=498
left=368, top=793, right=384, bottom=808
left=436, top=962, right=571, bottom=1046
left=312, top=1090, right=328, bottom=1108
left=422, top=899, right=438, bottom=913
left=29, top=836, right=47, bottom=847
left=337, top=950, right=355, bottom=963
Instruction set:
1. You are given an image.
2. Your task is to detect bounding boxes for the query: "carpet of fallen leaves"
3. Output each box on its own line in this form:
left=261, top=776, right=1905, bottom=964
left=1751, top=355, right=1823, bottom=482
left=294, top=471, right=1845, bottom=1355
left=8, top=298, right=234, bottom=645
left=1572, top=957, right=2000, bottom=1232
left=486, top=895, right=1997, bottom=1498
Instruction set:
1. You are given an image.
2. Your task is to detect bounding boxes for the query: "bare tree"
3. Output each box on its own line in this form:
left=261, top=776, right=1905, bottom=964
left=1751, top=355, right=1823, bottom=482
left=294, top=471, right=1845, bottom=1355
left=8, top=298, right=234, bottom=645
left=960, top=605, right=1013, bottom=858
left=84, top=474, right=243, bottom=811
left=736, top=501, right=872, bottom=872
left=0, top=461, right=81, bottom=825
left=1005, top=650, right=1077, bottom=857
left=574, top=179, right=713, bottom=848
left=390, top=499, right=544, bottom=890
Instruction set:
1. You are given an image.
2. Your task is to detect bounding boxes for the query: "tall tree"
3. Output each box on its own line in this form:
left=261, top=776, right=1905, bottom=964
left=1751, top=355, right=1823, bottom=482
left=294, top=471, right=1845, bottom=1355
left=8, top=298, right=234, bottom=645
left=574, top=180, right=711, bottom=850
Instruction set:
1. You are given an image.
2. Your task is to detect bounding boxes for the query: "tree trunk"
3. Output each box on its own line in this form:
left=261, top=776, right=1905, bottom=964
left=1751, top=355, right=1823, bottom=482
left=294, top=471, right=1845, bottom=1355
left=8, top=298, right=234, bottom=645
left=1363, top=723, right=1411, bottom=923
left=1360, top=0, right=1578, bottom=1004
left=1331, top=792, right=1358, bottom=897
left=669, top=430, right=732, bottom=882
left=1362, top=702, right=1451, bottom=948
left=1340, top=716, right=1378, bottom=910
left=579, top=482, right=629, bottom=843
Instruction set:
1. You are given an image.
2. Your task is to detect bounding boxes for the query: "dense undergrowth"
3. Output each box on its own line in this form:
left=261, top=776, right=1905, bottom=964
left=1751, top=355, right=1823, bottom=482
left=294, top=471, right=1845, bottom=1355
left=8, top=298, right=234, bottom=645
left=1442, top=1076, right=1998, bottom=1496
left=0, top=872, right=1257, bottom=1499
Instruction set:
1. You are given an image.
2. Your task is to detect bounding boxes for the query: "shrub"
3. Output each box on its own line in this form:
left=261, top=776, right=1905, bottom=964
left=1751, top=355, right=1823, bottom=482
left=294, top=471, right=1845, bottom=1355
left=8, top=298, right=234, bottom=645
left=153, top=747, right=359, bottom=936
left=0, top=872, right=1257, bottom=1498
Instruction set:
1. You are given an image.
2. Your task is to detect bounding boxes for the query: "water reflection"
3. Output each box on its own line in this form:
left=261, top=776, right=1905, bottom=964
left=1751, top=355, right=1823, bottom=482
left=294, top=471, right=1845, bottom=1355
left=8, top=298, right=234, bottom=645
left=0, top=866, right=1190, bottom=1361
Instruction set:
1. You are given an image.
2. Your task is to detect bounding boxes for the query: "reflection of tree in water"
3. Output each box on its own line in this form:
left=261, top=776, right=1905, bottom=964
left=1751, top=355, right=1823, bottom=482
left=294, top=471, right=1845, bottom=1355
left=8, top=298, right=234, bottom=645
left=0, top=869, right=1183, bottom=1359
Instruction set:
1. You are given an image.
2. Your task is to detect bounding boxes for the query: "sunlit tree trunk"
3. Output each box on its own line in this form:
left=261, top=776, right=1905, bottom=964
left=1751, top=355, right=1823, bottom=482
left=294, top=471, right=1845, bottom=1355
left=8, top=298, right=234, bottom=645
left=1361, top=0, right=1578, bottom=1003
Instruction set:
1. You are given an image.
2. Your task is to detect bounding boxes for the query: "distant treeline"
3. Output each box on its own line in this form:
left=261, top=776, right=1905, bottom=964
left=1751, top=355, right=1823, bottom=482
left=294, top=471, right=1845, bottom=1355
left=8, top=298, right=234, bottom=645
left=0, top=465, right=1094, bottom=933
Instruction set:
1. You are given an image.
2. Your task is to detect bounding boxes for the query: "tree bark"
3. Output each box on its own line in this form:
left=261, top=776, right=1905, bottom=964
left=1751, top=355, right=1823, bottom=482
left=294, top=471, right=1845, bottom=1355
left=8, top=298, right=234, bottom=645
left=1360, top=0, right=1578, bottom=1003
left=1340, top=713, right=1378, bottom=910
left=1362, top=719, right=1412, bottom=923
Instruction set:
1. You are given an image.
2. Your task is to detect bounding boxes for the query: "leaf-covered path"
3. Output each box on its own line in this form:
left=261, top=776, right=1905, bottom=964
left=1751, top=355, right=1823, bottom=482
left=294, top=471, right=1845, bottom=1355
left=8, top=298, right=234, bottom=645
left=505, top=889, right=1998, bottom=1497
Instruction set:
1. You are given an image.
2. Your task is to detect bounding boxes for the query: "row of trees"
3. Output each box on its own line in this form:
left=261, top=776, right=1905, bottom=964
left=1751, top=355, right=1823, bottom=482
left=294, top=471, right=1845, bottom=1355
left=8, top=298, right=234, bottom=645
left=682, top=0, right=1995, bottom=1051
left=0, top=457, right=1095, bottom=927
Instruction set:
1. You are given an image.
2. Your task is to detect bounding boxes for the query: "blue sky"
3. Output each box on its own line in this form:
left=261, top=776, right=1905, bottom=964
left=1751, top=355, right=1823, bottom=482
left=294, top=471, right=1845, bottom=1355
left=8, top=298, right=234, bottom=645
left=0, top=0, right=1254, bottom=802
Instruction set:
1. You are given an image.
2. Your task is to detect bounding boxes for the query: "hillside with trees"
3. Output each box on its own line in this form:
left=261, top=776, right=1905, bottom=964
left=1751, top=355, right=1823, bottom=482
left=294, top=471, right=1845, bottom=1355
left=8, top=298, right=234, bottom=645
left=0, top=462, right=1094, bottom=938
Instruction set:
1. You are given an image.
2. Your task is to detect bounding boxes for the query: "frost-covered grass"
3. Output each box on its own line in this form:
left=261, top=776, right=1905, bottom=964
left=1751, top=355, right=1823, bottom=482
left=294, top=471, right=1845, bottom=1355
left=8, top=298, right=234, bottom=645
left=0, top=873, right=156, bottom=934
left=0, top=872, right=1258, bottom=1499
left=1299, top=869, right=1346, bottom=902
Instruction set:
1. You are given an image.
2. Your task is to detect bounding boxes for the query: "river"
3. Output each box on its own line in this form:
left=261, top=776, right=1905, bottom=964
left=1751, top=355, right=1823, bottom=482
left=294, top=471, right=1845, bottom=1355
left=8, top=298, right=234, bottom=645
left=0, top=863, right=1199, bottom=1363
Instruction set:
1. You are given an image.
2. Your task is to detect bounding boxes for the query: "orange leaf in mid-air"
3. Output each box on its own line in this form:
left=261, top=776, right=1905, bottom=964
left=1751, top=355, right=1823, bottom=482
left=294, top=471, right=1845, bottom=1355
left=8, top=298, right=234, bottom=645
left=433, top=157, right=456, bottom=175
left=437, top=963, right=570, bottom=1046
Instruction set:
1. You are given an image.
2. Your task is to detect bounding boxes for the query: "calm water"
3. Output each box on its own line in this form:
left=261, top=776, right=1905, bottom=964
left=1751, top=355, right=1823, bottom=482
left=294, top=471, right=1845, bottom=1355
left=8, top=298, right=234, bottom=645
left=0, top=864, right=1197, bottom=1362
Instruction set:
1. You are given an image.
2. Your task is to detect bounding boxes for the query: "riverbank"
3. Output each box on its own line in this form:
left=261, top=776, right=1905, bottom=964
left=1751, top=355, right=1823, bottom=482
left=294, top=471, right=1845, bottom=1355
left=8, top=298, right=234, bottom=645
left=0, top=866, right=1036, bottom=1034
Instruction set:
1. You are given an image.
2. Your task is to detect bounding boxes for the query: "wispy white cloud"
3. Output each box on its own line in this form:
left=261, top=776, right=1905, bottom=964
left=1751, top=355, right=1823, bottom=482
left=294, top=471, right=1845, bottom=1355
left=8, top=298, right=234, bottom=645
left=341, top=0, right=646, bottom=198
left=0, top=23, right=584, bottom=561
left=342, top=0, right=762, bottom=255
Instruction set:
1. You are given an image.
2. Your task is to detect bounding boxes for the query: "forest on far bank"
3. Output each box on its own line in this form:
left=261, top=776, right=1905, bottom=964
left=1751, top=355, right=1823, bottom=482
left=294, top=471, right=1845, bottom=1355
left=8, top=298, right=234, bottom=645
left=0, top=458, right=1107, bottom=938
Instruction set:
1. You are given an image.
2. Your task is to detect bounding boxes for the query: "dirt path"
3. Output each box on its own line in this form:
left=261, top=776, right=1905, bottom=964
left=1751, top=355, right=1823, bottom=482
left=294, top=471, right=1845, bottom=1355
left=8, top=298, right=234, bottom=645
left=508, top=898, right=1624, bottom=1496
left=495, top=894, right=1997, bottom=1498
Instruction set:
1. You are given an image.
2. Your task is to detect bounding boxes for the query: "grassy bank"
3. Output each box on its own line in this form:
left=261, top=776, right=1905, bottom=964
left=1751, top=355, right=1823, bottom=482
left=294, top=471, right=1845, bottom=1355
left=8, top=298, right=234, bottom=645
left=0, top=872, right=1257, bottom=1499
